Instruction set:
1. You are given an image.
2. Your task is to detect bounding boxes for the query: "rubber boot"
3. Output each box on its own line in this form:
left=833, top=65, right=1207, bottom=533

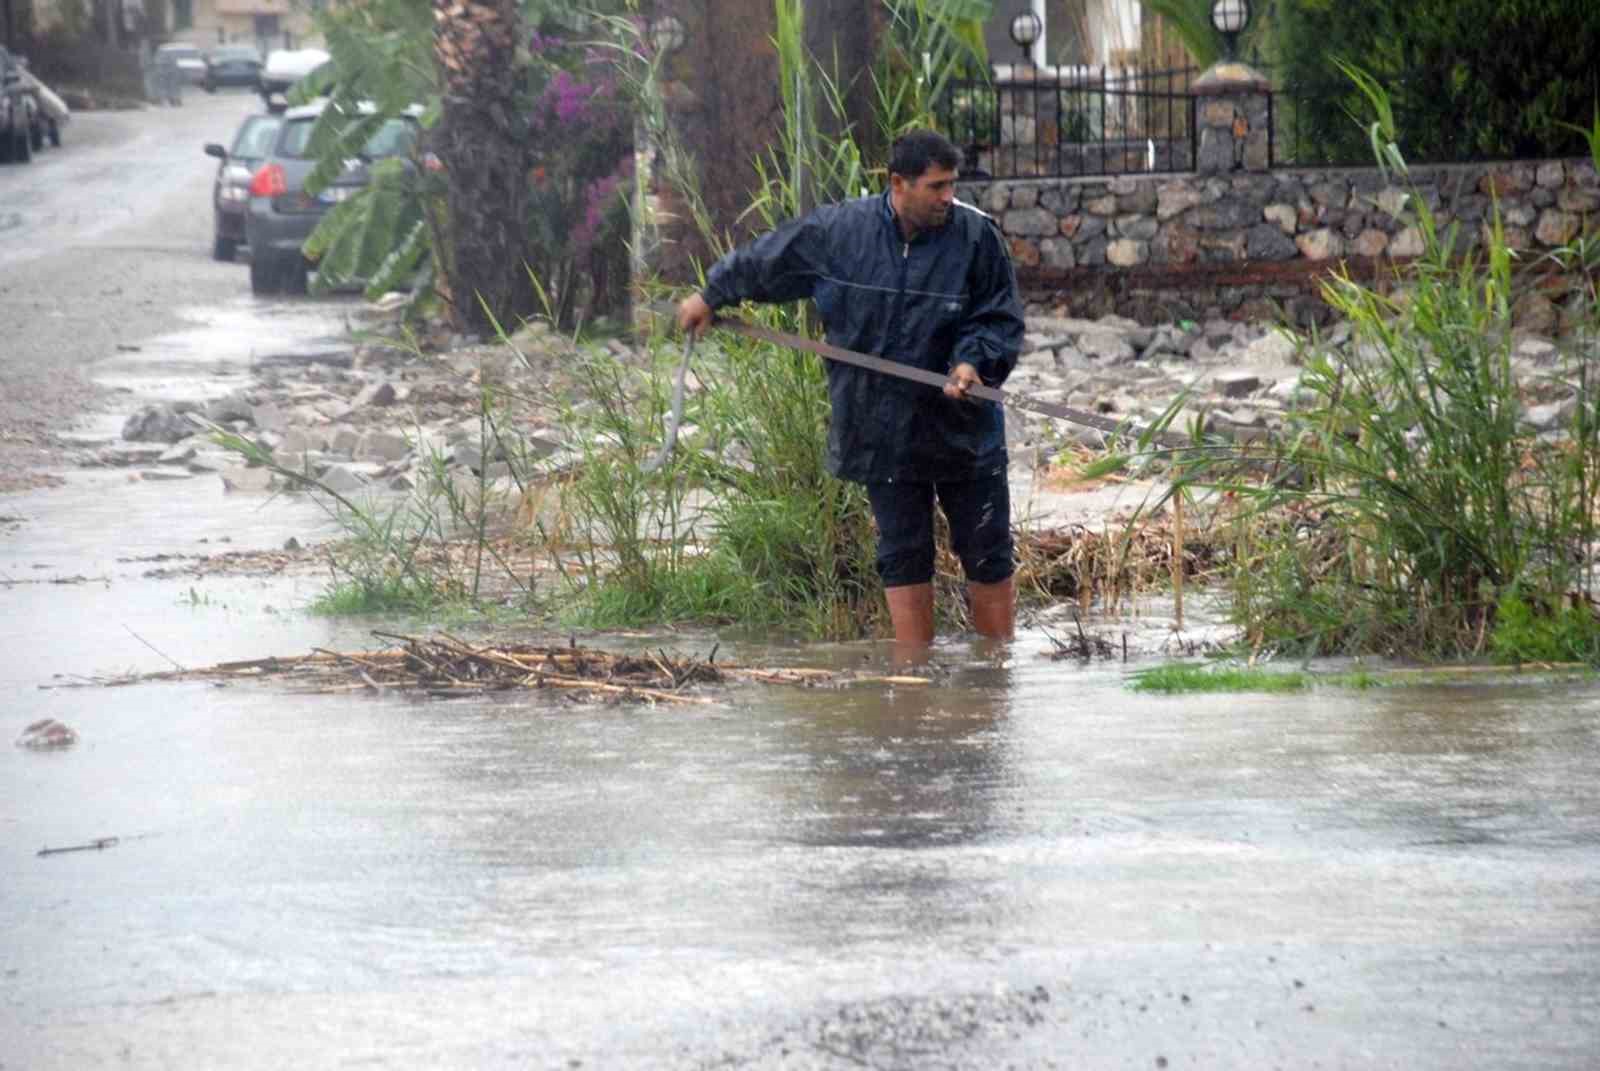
left=884, top=582, right=936, bottom=647
left=967, top=576, right=1015, bottom=640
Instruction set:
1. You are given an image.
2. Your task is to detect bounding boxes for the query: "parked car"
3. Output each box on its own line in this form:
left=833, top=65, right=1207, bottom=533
left=256, top=48, right=329, bottom=106
left=0, top=45, right=31, bottom=163
left=154, top=42, right=207, bottom=88
left=244, top=99, right=420, bottom=295
left=204, top=111, right=281, bottom=261
left=203, top=46, right=263, bottom=92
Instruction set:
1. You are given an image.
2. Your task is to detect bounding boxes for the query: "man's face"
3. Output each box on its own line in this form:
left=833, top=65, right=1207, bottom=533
left=892, top=163, right=958, bottom=234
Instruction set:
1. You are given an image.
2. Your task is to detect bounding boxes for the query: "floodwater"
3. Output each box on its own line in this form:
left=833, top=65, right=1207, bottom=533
left=3, top=300, right=1599, bottom=1068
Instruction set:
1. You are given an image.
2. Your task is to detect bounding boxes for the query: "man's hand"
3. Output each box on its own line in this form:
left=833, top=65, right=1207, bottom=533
left=677, top=292, right=714, bottom=339
left=944, top=361, right=981, bottom=401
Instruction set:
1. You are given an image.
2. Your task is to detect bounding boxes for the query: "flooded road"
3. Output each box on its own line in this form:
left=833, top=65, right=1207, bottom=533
left=6, top=625, right=1599, bottom=1067
left=3, top=89, right=1599, bottom=1071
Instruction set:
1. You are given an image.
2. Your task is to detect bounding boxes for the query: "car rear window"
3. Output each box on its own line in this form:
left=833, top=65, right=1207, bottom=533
left=231, top=116, right=280, bottom=158
left=277, top=116, right=418, bottom=161
left=211, top=48, right=259, bottom=62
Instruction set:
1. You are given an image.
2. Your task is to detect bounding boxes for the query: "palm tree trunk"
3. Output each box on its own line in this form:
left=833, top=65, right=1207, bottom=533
left=432, top=0, right=535, bottom=335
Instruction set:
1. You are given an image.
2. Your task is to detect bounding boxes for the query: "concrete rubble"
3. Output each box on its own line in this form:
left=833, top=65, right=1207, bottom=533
left=84, top=308, right=1594, bottom=504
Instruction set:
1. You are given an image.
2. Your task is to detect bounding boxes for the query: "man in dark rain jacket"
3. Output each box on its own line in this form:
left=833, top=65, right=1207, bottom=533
left=677, top=129, right=1026, bottom=647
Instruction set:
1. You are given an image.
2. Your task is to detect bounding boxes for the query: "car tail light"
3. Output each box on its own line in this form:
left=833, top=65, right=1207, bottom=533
left=249, top=163, right=287, bottom=198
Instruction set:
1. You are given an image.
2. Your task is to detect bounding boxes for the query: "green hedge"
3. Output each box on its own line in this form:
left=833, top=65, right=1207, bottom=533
left=1271, top=0, right=1599, bottom=164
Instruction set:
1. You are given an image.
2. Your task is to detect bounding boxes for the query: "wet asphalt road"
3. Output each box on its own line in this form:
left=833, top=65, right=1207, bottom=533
left=3, top=95, right=1600, bottom=1070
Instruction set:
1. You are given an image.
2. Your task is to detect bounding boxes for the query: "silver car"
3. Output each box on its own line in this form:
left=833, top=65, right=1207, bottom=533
left=242, top=99, right=419, bottom=295
left=204, top=112, right=281, bottom=262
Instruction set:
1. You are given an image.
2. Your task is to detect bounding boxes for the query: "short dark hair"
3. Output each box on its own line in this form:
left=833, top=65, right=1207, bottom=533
left=889, top=129, right=961, bottom=179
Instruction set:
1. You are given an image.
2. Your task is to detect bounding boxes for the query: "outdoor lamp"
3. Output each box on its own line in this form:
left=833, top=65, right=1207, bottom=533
left=1008, top=10, right=1042, bottom=66
left=650, top=13, right=686, bottom=55
left=1209, top=0, right=1250, bottom=59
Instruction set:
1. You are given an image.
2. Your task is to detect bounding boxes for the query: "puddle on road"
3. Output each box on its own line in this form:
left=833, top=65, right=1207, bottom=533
left=91, top=297, right=362, bottom=402
left=2, top=293, right=382, bottom=691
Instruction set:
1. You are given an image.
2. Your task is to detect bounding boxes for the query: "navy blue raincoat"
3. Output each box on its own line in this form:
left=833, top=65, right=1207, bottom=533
left=701, top=191, right=1024, bottom=484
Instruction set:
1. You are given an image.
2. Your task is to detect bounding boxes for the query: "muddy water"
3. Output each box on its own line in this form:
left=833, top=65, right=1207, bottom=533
left=4, top=630, right=1598, bottom=1068
left=3, top=295, right=1598, bottom=1067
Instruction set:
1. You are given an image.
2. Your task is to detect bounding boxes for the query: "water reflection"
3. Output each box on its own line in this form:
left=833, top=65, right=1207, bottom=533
left=776, top=648, right=1016, bottom=849
left=1338, top=683, right=1600, bottom=850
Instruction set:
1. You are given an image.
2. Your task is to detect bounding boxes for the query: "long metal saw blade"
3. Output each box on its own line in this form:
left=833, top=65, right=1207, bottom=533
left=715, top=318, right=1189, bottom=450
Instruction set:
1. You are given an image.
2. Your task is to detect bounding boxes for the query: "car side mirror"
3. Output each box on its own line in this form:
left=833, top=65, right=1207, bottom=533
left=204, top=142, right=227, bottom=159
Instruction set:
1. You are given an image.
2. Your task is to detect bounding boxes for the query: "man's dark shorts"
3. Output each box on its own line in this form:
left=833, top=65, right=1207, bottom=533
left=865, top=465, right=1014, bottom=587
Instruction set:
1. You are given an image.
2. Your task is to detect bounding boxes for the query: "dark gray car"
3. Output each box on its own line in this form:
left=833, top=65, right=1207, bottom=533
left=243, top=100, right=419, bottom=296
left=203, top=46, right=263, bottom=93
left=204, top=112, right=281, bottom=262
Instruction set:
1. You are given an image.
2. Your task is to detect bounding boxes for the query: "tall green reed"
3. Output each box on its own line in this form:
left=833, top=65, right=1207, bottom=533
left=1163, top=65, right=1600, bottom=660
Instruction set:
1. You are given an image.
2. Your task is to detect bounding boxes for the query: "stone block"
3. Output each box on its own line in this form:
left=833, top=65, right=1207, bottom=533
left=1115, top=184, right=1158, bottom=215
left=1390, top=226, right=1425, bottom=258
left=1198, top=233, right=1247, bottom=262
left=1106, top=239, right=1149, bottom=267
left=1009, top=185, right=1040, bottom=209
left=219, top=465, right=276, bottom=493
left=356, top=430, right=412, bottom=463
left=1536, top=161, right=1566, bottom=188
left=1373, top=186, right=1408, bottom=219
left=1112, top=214, right=1158, bottom=240
left=318, top=464, right=370, bottom=495
left=1536, top=209, right=1579, bottom=246
left=353, top=381, right=398, bottom=408
left=1196, top=128, right=1233, bottom=174
left=1004, top=207, right=1058, bottom=237
left=1200, top=99, right=1236, bottom=126
left=1262, top=203, right=1296, bottom=233
left=204, top=392, right=254, bottom=424
left=1213, top=370, right=1261, bottom=398
left=328, top=427, right=361, bottom=457
left=1246, top=223, right=1297, bottom=260
left=1039, top=185, right=1078, bottom=214
left=1352, top=229, right=1390, bottom=257
left=1039, top=238, right=1076, bottom=269
left=1503, top=204, right=1537, bottom=227
left=249, top=403, right=288, bottom=432
left=1156, top=182, right=1204, bottom=221
left=1295, top=228, right=1344, bottom=260
left=981, top=185, right=1010, bottom=215
left=1083, top=194, right=1118, bottom=216
left=1009, top=237, right=1041, bottom=267
left=122, top=404, right=195, bottom=444
left=1151, top=224, right=1200, bottom=264
left=1558, top=187, right=1600, bottom=214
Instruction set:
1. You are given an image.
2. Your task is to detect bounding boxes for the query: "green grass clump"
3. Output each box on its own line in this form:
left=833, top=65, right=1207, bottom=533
left=1489, top=591, right=1600, bottom=665
left=1128, top=664, right=1310, bottom=694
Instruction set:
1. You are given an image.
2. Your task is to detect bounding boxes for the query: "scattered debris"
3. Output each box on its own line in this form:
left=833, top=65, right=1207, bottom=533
left=1040, top=616, right=1120, bottom=661
left=38, top=837, right=118, bottom=857
left=50, top=632, right=929, bottom=703
left=17, top=719, right=78, bottom=749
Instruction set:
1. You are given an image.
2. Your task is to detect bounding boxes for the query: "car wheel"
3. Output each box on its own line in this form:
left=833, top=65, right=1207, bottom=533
left=249, top=252, right=281, bottom=295
left=213, top=234, right=238, bottom=262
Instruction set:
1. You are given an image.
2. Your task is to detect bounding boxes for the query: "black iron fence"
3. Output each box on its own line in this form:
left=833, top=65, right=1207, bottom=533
left=935, top=64, right=1199, bottom=180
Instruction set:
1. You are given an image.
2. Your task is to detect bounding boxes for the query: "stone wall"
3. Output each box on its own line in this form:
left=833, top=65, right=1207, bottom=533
left=960, top=158, right=1600, bottom=327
